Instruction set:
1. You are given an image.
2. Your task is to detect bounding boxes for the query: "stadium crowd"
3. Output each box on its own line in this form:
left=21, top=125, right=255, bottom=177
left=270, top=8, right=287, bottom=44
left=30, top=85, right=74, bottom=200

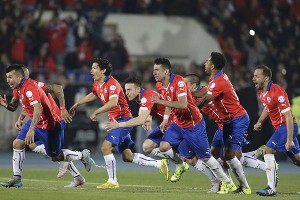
left=1, top=0, right=299, bottom=98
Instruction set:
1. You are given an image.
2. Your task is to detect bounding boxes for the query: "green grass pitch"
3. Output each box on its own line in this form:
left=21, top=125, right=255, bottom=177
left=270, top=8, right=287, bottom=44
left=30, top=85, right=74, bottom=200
left=0, top=168, right=299, bottom=200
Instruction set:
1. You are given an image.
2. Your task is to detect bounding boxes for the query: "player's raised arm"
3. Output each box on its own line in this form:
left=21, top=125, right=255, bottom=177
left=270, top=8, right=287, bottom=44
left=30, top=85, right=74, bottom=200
left=69, top=92, right=98, bottom=116
left=45, top=83, right=72, bottom=123
left=0, top=95, right=19, bottom=112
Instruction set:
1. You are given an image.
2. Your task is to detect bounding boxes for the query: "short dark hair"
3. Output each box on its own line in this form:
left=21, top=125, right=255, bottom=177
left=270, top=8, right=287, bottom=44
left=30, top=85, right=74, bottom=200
left=154, top=58, right=171, bottom=70
left=6, top=64, right=25, bottom=77
left=184, top=74, right=200, bottom=86
left=91, top=58, right=112, bottom=75
left=210, top=52, right=226, bottom=70
left=125, top=76, right=142, bottom=87
left=255, top=65, right=272, bottom=79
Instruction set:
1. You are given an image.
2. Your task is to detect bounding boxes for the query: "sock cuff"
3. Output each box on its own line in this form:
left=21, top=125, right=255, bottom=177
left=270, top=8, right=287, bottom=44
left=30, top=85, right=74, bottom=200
left=264, top=154, right=275, bottom=161
left=104, top=154, right=115, bottom=162
left=13, top=148, right=25, bottom=152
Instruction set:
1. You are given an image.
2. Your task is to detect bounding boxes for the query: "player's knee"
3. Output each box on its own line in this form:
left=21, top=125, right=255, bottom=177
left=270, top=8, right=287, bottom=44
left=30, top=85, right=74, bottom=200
left=159, top=142, right=170, bottom=152
left=122, top=153, right=133, bottom=162
left=28, top=143, right=37, bottom=150
left=13, top=139, right=25, bottom=149
left=142, top=143, right=152, bottom=154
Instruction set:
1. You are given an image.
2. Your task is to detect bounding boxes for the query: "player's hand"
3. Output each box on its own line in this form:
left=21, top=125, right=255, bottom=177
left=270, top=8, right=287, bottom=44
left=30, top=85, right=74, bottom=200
left=104, top=118, right=119, bottom=131
left=285, top=140, right=295, bottom=151
left=15, top=119, right=23, bottom=131
left=159, top=120, right=168, bottom=133
left=90, top=112, right=98, bottom=121
left=0, top=94, right=8, bottom=107
left=69, top=103, right=79, bottom=117
left=142, top=124, right=152, bottom=131
left=151, top=95, right=161, bottom=104
left=254, top=122, right=262, bottom=131
left=61, top=109, right=72, bottom=123
left=25, top=129, right=35, bottom=145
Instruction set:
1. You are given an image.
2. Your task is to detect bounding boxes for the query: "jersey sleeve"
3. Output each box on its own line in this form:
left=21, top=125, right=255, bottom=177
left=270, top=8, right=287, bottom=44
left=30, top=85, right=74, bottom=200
left=92, top=81, right=97, bottom=96
left=274, top=88, right=291, bottom=113
left=207, top=80, right=224, bottom=97
left=108, top=81, right=120, bottom=99
left=25, top=85, right=41, bottom=106
left=13, top=89, right=18, bottom=98
left=174, top=77, right=187, bottom=98
left=140, top=91, right=155, bottom=111
left=37, top=81, right=47, bottom=91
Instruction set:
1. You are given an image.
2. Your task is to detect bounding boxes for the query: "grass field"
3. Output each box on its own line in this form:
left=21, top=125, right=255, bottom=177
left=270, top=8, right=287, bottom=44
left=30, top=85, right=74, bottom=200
left=0, top=168, right=299, bottom=200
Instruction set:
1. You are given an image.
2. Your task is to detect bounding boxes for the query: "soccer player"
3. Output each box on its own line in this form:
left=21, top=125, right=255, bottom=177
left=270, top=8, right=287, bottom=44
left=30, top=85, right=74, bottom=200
left=151, top=57, right=236, bottom=194
left=105, top=76, right=225, bottom=192
left=2, top=64, right=92, bottom=188
left=0, top=66, right=84, bottom=188
left=196, top=52, right=251, bottom=194
left=69, top=58, right=169, bottom=189
left=253, top=65, right=300, bottom=196
left=184, top=74, right=266, bottom=174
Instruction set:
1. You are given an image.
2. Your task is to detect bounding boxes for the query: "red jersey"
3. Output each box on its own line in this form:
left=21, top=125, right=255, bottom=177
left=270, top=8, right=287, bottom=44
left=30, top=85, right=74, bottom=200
left=156, top=74, right=202, bottom=128
left=138, top=88, right=164, bottom=123
left=207, top=71, right=246, bottom=122
left=92, top=75, right=132, bottom=121
left=17, top=79, right=58, bottom=130
left=13, top=81, right=62, bottom=121
left=194, top=86, right=223, bottom=130
left=258, top=81, right=297, bottom=130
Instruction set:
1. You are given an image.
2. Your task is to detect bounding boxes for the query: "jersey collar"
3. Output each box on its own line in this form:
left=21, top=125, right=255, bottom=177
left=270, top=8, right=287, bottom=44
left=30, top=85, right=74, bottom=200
left=18, top=77, right=27, bottom=88
left=104, top=75, right=111, bottom=82
left=266, top=80, right=273, bottom=91
left=139, top=87, right=145, bottom=100
left=169, top=73, right=175, bottom=83
left=212, top=70, right=223, bottom=80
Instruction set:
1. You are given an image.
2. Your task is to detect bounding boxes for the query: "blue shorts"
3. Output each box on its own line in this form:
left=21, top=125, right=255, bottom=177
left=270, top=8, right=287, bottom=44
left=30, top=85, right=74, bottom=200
left=266, top=123, right=300, bottom=158
left=163, top=119, right=211, bottom=159
left=211, top=129, right=223, bottom=148
left=147, top=126, right=164, bottom=145
left=105, top=117, right=134, bottom=153
left=177, top=139, right=196, bottom=159
left=16, top=120, right=44, bottom=146
left=34, top=120, right=66, bottom=157
left=223, top=113, right=250, bottom=151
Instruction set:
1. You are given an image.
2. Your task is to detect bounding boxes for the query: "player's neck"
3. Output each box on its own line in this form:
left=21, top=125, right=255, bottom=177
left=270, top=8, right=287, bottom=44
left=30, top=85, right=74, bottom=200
left=162, top=77, right=170, bottom=87
left=98, top=77, right=105, bottom=84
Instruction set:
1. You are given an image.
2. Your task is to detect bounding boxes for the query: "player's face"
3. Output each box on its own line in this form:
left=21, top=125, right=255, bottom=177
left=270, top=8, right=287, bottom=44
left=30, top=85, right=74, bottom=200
left=153, top=64, right=167, bottom=82
left=184, top=78, right=196, bottom=92
left=125, top=83, right=140, bottom=101
left=90, top=62, right=104, bottom=81
left=204, top=57, right=213, bottom=75
left=253, top=69, right=267, bottom=90
left=6, top=70, right=22, bottom=89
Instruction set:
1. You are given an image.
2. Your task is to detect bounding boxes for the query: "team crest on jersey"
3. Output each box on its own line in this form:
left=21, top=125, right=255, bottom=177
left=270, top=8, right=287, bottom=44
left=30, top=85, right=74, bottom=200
left=110, top=85, right=116, bottom=91
left=38, top=82, right=45, bottom=87
left=167, top=96, right=171, bottom=101
left=278, top=96, right=285, bottom=103
left=141, top=97, right=147, bottom=104
left=26, top=91, right=33, bottom=98
left=104, top=88, right=107, bottom=93
left=178, top=81, right=184, bottom=87
left=267, top=97, right=271, bottom=103
left=210, top=83, right=216, bottom=89
left=170, top=86, right=174, bottom=92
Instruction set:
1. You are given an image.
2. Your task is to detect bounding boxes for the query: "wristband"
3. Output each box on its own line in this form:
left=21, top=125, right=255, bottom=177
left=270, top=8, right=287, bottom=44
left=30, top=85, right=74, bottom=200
left=60, top=106, right=66, bottom=110
left=6, top=104, right=16, bottom=112
left=163, top=115, right=169, bottom=120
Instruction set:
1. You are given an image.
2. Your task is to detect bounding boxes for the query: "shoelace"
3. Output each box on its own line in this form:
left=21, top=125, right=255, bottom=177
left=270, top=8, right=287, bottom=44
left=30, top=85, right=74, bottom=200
left=90, top=158, right=106, bottom=169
